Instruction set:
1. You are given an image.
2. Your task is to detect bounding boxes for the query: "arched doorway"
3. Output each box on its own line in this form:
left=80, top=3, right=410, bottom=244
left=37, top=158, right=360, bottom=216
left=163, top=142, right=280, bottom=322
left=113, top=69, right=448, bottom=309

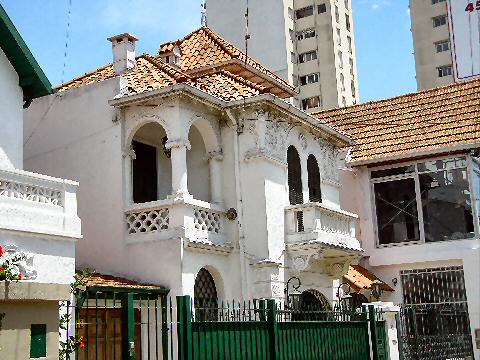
left=187, top=125, right=210, bottom=202
left=130, top=122, right=171, bottom=203
left=307, top=154, right=322, bottom=203
left=194, top=268, right=218, bottom=320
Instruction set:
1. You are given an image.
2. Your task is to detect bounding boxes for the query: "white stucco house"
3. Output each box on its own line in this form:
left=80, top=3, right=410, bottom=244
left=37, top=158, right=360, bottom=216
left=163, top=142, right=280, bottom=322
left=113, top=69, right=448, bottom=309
left=313, top=78, right=480, bottom=358
left=24, top=25, right=365, bottom=318
left=0, top=5, right=81, bottom=360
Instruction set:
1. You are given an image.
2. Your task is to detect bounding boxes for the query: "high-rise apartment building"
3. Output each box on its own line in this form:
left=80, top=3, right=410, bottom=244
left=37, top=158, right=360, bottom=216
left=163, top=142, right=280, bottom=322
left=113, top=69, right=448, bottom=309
left=410, top=0, right=454, bottom=90
left=206, top=0, right=359, bottom=111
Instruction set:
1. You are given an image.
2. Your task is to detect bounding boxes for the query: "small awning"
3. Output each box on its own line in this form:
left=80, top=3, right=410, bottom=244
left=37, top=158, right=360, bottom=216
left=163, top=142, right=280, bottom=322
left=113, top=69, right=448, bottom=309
left=343, top=265, right=394, bottom=293
left=77, top=271, right=169, bottom=295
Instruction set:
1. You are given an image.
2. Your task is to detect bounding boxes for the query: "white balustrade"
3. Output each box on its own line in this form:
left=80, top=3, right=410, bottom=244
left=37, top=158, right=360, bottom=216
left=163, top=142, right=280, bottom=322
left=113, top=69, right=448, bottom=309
left=125, top=198, right=227, bottom=247
left=0, top=168, right=81, bottom=238
left=285, top=202, right=361, bottom=251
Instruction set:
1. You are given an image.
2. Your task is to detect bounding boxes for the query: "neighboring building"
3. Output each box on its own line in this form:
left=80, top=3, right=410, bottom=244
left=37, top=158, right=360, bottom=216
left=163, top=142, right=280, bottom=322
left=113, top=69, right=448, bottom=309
left=24, top=26, right=368, bottom=355
left=410, top=0, right=454, bottom=90
left=206, top=0, right=359, bottom=111
left=0, top=5, right=81, bottom=360
left=313, top=78, right=480, bottom=358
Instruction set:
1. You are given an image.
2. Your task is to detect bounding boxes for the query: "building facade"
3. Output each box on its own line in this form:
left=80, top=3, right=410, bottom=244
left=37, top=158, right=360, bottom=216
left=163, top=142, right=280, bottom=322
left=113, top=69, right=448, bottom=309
left=206, top=0, right=359, bottom=111
left=0, top=5, right=81, bottom=360
left=314, top=78, right=480, bottom=358
left=24, top=26, right=363, bottom=327
left=410, top=0, right=454, bottom=90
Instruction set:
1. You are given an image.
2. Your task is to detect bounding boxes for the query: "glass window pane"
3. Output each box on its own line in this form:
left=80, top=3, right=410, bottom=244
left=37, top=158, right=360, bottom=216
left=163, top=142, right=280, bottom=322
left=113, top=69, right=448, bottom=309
left=374, top=178, right=420, bottom=245
left=417, top=157, right=467, bottom=173
left=420, top=168, right=474, bottom=242
left=371, top=165, right=415, bottom=179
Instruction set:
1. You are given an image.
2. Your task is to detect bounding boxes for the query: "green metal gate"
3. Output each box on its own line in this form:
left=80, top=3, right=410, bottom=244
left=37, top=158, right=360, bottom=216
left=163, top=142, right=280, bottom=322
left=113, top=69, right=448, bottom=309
left=177, top=296, right=387, bottom=360
left=72, top=285, right=169, bottom=360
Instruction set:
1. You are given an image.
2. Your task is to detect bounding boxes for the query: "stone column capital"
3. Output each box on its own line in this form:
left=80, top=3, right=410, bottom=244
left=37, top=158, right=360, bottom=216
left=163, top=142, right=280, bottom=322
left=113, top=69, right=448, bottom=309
left=205, top=149, right=224, bottom=162
left=164, top=139, right=191, bottom=150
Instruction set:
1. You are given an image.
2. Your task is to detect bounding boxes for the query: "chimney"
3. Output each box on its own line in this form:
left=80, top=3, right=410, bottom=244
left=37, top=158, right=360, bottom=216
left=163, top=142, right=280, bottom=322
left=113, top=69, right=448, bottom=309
left=107, top=33, right=139, bottom=74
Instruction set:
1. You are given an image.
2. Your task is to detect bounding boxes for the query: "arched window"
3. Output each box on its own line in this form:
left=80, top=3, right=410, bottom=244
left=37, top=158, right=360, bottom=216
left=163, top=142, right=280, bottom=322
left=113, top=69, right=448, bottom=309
left=287, top=146, right=303, bottom=205
left=194, top=268, right=218, bottom=320
left=307, top=154, right=322, bottom=203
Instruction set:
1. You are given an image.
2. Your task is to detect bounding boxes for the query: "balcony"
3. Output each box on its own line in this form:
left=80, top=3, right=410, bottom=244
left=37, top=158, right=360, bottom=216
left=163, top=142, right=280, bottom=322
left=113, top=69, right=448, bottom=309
left=285, top=202, right=362, bottom=252
left=125, top=197, right=232, bottom=254
left=0, top=168, right=81, bottom=238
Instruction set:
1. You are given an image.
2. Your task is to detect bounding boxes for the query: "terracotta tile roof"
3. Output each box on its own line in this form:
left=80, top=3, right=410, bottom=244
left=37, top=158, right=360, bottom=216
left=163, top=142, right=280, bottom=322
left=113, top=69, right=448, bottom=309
left=192, top=70, right=264, bottom=101
left=344, top=265, right=394, bottom=293
left=158, top=27, right=293, bottom=91
left=55, top=63, right=116, bottom=91
left=56, top=27, right=294, bottom=100
left=84, top=272, right=164, bottom=290
left=312, top=78, right=480, bottom=163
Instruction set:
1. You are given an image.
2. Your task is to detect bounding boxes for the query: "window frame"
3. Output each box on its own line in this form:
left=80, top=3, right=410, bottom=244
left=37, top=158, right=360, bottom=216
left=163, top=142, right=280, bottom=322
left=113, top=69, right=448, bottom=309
left=295, top=5, right=314, bottom=19
left=369, top=155, right=479, bottom=248
left=433, top=15, right=447, bottom=28
left=435, top=40, right=450, bottom=53
left=437, top=64, right=453, bottom=77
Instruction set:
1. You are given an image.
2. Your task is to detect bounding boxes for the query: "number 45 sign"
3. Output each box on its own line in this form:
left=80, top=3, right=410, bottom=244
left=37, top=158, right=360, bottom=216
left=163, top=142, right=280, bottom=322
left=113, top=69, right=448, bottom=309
left=447, top=0, right=480, bottom=81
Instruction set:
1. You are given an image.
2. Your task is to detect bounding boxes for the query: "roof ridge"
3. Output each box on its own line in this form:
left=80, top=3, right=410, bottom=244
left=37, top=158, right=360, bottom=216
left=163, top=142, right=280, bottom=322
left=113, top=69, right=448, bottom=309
left=312, top=77, right=480, bottom=117
left=141, top=53, right=190, bottom=82
left=54, top=62, right=114, bottom=90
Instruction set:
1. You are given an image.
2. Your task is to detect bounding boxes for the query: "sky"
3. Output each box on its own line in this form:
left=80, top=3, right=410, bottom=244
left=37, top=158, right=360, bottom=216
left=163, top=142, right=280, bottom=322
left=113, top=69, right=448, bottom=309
left=0, top=0, right=417, bottom=103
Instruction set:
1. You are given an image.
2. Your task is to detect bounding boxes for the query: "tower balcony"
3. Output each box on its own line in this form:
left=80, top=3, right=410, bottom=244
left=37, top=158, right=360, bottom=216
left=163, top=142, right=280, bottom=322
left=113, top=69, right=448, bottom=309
left=124, top=197, right=232, bottom=254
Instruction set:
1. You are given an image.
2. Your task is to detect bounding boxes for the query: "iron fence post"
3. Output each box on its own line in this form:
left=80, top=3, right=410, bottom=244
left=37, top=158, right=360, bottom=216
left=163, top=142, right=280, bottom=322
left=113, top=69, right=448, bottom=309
left=266, top=299, right=279, bottom=360
left=177, top=296, right=193, bottom=360
left=368, top=305, right=379, bottom=360
left=121, top=293, right=135, bottom=360
left=161, top=294, right=169, bottom=360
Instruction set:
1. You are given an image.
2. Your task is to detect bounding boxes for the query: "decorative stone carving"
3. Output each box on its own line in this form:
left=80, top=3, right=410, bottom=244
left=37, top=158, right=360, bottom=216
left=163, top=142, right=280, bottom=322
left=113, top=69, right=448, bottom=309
left=298, top=132, right=308, bottom=150
left=245, top=110, right=288, bottom=164
left=0, top=178, right=63, bottom=207
left=318, top=144, right=340, bottom=183
left=164, top=139, right=191, bottom=150
left=291, top=250, right=324, bottom=272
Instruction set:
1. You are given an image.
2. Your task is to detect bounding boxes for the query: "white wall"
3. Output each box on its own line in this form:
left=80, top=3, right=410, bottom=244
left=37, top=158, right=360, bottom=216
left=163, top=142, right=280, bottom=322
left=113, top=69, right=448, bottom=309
left=0, top=47, right=24, bottom=170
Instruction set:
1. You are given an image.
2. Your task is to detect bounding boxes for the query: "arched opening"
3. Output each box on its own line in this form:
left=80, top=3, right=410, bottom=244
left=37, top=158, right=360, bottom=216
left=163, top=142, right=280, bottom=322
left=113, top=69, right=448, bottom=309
left=194, top=268, right=218, bottom=320
left=187, top=125, right=210, bottom=202
left=300, top=289, right=331, bottom=311
left=131, top=122, right=171, bottom=203
left=288, top=146, right=304, bottom=231
left=287, top=146, right=303, bottom=205
left=307, top=154, right=322, bottom=203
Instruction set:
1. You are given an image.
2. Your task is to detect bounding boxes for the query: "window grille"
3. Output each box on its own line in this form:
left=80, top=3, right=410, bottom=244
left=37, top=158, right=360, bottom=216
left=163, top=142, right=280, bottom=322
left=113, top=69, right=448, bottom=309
left=194, top=268, right=218, bottom=321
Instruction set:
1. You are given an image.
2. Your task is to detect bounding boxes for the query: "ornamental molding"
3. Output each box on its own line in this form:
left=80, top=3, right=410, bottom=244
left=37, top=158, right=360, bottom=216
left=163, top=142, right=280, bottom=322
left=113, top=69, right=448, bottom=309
left=290, top=250, right=324, bottom=272
left=245, top=111, right=288, bottom=164
left=318, top=144, right=340, bottom=183
left=204, top=150, right=224, bottom=162
left=164, top=139, right=191, bottom=150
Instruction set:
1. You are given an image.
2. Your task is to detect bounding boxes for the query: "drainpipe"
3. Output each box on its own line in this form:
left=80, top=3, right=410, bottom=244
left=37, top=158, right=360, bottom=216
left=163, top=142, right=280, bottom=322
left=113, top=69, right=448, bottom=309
left=225, top=109, right=249, bottom=299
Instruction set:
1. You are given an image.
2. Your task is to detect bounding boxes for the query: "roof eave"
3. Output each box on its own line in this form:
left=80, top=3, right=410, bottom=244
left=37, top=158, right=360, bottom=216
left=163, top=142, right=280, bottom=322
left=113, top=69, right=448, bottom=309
left=108, top=83, right=226, bottom=109
left=225, top=94, right=354, bottom=147
left=348, top=142, right=480, bottom=167
left=0, top=4, right=53, bottom=99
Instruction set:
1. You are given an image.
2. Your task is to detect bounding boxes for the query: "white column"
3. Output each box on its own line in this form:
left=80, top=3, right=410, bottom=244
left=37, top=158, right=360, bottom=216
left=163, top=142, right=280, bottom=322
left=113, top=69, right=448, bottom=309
left=166, top=139, right=191, bottom=198
left=207, top=150, right=223, bottom=205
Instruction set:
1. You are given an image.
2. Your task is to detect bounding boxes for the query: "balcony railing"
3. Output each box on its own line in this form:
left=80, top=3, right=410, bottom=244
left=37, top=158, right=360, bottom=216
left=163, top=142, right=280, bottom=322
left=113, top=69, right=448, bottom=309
left=0, top=168, right=81, bottom=238
left=125, top=197, right=229, bottom=250
left=285, top=202, right=361, bottom=251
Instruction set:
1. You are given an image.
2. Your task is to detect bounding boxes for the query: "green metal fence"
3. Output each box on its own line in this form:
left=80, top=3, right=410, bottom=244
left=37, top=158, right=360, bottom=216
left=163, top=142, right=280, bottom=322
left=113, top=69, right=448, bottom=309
left=177, top=296, right=387, bottom=360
